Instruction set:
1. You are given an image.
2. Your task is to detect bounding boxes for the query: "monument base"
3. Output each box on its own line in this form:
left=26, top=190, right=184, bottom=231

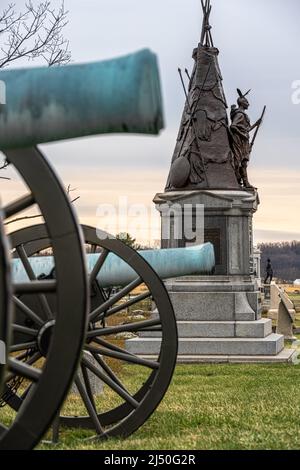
left=126, top=276, right=296, bottom=363
left=125, top=189, right=296, bottom=363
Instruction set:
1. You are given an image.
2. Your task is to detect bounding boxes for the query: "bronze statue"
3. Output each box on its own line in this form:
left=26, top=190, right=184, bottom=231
left=165, top=0, right=241, bottom=191
left=230, top=89, right=264, bottom=189
left=165, top=0, right=266, bottom=192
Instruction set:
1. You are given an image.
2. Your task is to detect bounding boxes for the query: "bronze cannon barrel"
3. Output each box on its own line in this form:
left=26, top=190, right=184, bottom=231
left=12, top=243, right=215, bottom=287
left=0, top=49, right=164, bottom=149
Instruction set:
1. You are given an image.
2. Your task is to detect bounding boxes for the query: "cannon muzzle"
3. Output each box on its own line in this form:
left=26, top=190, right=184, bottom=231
left=12, top=243, right=215, bottom=287
left=0, top=49, right=164, bottom=149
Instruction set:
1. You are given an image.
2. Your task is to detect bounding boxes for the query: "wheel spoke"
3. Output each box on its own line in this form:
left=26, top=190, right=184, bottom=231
left=91, top=244, right=97, bottom=254
left=87, top=318, right=161, bottom=339
left=86, top=344, right=159, bottom=370
left=91, top=352, right=130, bottom=394
left=139, top=326, right=162, bottom=332
left=89, top=277, right=142, bottom=322
left=20, top=384, right=33, bottom=401
left=93, top=337, right=136, bottom=357
left=74, top=376, right=103, bottom=435
left=14, top=280, right=57, bottom=294
left=1, top=385, right=23, bottom=410
left=105, top=291, right=151, bottom=318
left=89, top=249, right=109, bottom=285
left=4, top=194, right=35, bottom=219
left=16, top=245, right=37, bottom=280
left=13, top=296, right=44, bottom=327
left=8, top=358, right=41, bottom=382
left=81, top=364, right=97, bottom=410
left=14, top=350, right=33, bottom=362
left=24, top=351, right=41, bottom=367
left=10, top=341, right=37, bottom=353
left=82, top=357, right=139, bottom=409
left=13, top=324, right=38, bottom=337
left=16, top=244, right=53, bottom=320
left=6, top=353, right=41, bottom=383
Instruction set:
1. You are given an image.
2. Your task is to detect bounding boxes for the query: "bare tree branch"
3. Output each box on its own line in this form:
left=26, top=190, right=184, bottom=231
left=67, top=184, right=80, bottom=203
left=0, top=4, right=27, bottom=35
left=4, top=213, right=42, bottom=226
left=0, top=159, right=9, bottom=170
left=0, top=158, right=11, bottom=179
left=5, top=184, right=80, bottom=226
left=0, top=2, right=71, bottom=178
left=0, top=1, right=71, bottom=68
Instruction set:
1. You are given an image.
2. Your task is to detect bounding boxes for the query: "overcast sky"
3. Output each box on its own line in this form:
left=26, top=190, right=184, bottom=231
left=2, top=0, right=300, bottom=244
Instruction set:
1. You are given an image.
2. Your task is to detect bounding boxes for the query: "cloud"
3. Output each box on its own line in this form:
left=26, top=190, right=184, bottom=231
left=2, top=1, right=299, bottom=245
left=254, top=229, right=300, bottom=244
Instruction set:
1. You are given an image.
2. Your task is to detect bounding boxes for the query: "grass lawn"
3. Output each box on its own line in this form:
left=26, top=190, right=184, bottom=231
left=38, top=363, right=300, bottom=451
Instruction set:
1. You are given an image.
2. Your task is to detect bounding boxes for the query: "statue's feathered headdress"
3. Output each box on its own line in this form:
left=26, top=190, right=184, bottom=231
left=237, top=88, right=251, bottom=99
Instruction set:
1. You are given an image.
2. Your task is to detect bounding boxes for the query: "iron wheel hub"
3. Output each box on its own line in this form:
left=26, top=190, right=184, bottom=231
left=37, top=320, right=55, bottom=357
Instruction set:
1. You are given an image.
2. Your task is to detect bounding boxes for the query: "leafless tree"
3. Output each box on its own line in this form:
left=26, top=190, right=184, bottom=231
left=66, top=184, right=80, bottom=204
left=0, top=1, right=71, bottom=177
left=0, top=1, right=71, bottom=69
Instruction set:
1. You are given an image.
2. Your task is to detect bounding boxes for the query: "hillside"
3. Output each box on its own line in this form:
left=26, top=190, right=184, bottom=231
left=259, top=241, right=300, bottom=283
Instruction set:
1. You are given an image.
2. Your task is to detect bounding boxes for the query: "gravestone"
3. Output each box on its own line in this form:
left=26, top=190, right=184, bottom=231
left=277, top=293, right=296, bottom=341
left=268, top=282, right=295, bottom=320
left=70, top=352, right=103, bottom=396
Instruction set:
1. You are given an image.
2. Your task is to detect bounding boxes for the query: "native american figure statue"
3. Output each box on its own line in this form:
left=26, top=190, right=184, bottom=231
left=230, top=89, right=264, bottom=189
left=165, top=0, right=241, bottom=191
left=165, top=0, right=266, bottom=192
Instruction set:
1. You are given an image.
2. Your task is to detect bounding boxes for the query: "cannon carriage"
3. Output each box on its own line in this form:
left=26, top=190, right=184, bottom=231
left=0, top=50, right=215, bottom=449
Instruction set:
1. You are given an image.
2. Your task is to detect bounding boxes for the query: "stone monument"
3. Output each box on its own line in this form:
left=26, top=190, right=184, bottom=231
left=151, top=0, right=295, bottom=362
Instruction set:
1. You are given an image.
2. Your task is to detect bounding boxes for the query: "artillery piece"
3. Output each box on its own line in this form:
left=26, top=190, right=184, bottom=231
left=0, top=50, right=215, bottom=448
left=0, top=49, right=167, bottom=449
left=2, top=223, right=214, bottom=442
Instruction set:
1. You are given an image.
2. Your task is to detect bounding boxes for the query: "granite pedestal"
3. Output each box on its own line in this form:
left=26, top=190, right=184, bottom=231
left=126, top=189, right=296, bottom=363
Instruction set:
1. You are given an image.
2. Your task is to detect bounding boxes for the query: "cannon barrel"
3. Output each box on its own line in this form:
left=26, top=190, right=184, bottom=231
left=0, top=49, right=163, bottom=149
left=12, top=243, right=215, bottom=287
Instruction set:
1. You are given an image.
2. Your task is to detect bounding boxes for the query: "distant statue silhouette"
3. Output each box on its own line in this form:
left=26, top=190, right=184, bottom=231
left=264, top=258, right=273, bottom=284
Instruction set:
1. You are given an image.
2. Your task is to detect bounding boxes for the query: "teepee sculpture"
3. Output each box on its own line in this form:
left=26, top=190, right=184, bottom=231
left=166, top=0, right=240, bottom=191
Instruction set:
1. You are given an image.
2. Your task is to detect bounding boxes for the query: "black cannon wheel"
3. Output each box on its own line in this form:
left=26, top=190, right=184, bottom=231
left=0, top=147, right=88, bottom=449
left=5, top=223, right=178, bottom=440
left=0, top=213, right=12, bottom=396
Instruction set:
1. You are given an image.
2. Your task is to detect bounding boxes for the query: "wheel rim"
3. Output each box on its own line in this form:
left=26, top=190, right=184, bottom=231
left=0, top=147, right=89, bottom=449
left=4, top=223, right=178, bottom=440
left=0, top=212, right=12, bottom=397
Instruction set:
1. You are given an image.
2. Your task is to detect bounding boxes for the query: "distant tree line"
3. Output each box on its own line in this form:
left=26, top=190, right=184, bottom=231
left=259, top=241, right=300, bottom=283
left=116, top=233, right=152, bottom=251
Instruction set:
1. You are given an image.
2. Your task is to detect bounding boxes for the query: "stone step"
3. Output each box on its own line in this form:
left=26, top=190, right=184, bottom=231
left=135, top=349, right=298, bottom=364
left=126, top=333, right=284, bottom=356
left=140, top=319, right=272, bottom=339
left=166, top=277, right=258, bottom=292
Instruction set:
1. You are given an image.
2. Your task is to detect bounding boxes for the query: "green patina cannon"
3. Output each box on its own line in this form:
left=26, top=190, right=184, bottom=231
left=0, top=49, right=215, bottom=449
left=12, top=242, right=215, bottom=286
left=0, top=49, right=163, bottom=148
left=0, top=49, right=172, bottom=449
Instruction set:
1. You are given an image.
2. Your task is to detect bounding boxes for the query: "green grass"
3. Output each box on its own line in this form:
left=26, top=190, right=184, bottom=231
left=36, top=363, right=300, bottom=450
